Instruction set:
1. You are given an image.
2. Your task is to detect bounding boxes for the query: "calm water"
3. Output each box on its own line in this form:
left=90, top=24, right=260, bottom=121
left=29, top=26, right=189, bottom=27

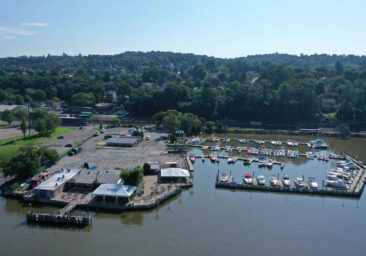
left=1, top=135, right=366, bottom=256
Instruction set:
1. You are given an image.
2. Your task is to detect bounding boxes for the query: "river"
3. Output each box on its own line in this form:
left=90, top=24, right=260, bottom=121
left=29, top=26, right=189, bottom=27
left=0, top=135, right=365, bottom=256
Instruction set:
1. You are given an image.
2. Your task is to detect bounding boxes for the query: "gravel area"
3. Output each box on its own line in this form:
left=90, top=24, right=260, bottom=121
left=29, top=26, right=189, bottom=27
left=47, top=126, right=184, bottom=172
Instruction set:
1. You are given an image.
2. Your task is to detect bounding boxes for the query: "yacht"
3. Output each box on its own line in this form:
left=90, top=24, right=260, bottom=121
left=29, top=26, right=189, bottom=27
left=311, top=138, right=328, bottom=149
left=243, top=159, right=251, bottom=165
left=282, top=175, right=291, bottom=187
left=257, top=175, right=266, bottom=185
left=308, top=177, right=318, bottom=189
left=266, top=160, right=273, bottom=168
left=243, top=173, right=253, bottom=184
left=210, top=155, right=217, bottom=162
left=202, top=145, right=208, bottom=150
left=228, top=157, right=235, bottom=164
left=189, top=154, right=196, bottom=162
left=294, top=177, right=305, bottom=188
left=270, top=140, right=276, bottom=146
left=221, top=173, right=229, bottom=183
left=286, top=140, right=294, bottom=147
left=270, top=175, right=279, bottom=186
left=276, top=141, right=282, bottom=146
left=325, top=175, right=349, bottom=189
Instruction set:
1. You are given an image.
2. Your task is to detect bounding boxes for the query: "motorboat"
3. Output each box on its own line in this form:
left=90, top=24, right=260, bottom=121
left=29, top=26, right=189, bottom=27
left=294, top=177, right=305, bottom=188
left=325, top=175, right=349, bottom=189
left=243, top=159, right=251, bottom=165
left=221, top=173, right=229, bottom=183
left=210, top=156, right=217, bottom=162
left=228, top=157, right=235, bottom=164
left=276, top=141, right=282, bottom=146
left=226, top=146, right=232, bottom=152
left=243, top=173, right=253, bottom=184
left=286, top=140, right=294, bottom=147
left=257, top=175, right=266, bottom=185
left=259, top=140, right=265, bottom=145
left=311, top=138, right=328, bottom=149
left=211, top=144, right=220, bottom=151
left=223, top=137, right=230, bottom=143
left=258, top=161, right=266, bottom=168
left=282, top=175, right=291, bottom=187
left=189, top=154, right=196, bottom=162
left=266, top=160, right=273, bottom=168
left=270, top=140, right=276, bottom=146
left=202, top=146, right=208, bottom=150
left=270, top=175, right=279, bottom=186
left=308, top=177, right=318, bottom=189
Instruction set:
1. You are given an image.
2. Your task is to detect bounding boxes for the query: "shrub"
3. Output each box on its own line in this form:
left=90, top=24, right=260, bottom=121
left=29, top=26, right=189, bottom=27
left=143, top=162, right=151, bottom=175
left=120, top=166, right=144, bottom=186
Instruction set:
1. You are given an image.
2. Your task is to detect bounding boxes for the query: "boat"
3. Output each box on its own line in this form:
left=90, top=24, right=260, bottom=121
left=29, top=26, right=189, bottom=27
left=228, top=157, right=235, bottom=164
left=257, top=175, right=266, bottom=185
left=243, top=159, right=251, bottom=165
left=243, top=173, right=253, bottom=184
left=308, top=177, right=318, bottom=189
left=294, top=177, right=305, bottom=188
left=280, top=162, right=285, bottom=169
left=189, top=154, right=196, bottom=162
left=226, top=146, right=232, bottom=152
left=258, top=160, right=266, bottom=168
left=282, top=175, right=291, bottom=187
left=202, top=146, right=208, bottom=150
left=223, top=137, right=230, bottom=143
left=276, top=141, right=282, bottom=146
left=221, top=173, right=229, bottom=182
left=259, top=140, right=265, bottom=145
left=325, top=175, right=349, bottom=189
left=270, top=140, right=276, bottom=146
left=270, top=175, right=279, bottom=186
left=210, top=155, right=217, bottom=162
left=266, top=160, right=273, bottom=168
left=286, top=140, right=294, bottom=147
left=311, top=138, right=328, bottom=149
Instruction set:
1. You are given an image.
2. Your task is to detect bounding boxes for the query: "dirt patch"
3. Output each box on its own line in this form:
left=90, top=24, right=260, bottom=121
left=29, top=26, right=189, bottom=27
left=0, top=127, right=36, bottom=141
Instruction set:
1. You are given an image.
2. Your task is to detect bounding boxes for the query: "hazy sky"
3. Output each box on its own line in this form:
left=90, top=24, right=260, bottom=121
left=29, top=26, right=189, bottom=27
left=0, top=0, right=365, bottom=58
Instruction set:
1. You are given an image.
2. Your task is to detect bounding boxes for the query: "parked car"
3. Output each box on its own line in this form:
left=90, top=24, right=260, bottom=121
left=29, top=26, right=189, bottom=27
left=94, top=131, right=100, bottom=136
left=65, top=143, right=73, bottom=147
left=146, top=135, right=151, bottom=140
left=57, top=136, right=64, bottom=139
left=100, top=128, right=105, bottom=133
left=68, top=151, right=74, bottom=156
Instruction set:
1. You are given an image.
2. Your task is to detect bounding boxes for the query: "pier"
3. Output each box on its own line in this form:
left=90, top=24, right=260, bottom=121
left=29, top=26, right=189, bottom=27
left=26, top=201, right=91, bottom=226
left=215, top=155, right=366, bottom=198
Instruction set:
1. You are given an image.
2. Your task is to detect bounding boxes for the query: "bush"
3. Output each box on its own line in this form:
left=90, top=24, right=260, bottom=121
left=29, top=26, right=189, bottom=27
left=120, top=166, right=144, bottom=186
left=143, top=162, right=151, bottom=175
left=104, top=134, right=112, bottom=140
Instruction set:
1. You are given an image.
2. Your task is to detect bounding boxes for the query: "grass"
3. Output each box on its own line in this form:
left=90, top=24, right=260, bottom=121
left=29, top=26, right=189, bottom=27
left=0, top=127, right=73, bottom=165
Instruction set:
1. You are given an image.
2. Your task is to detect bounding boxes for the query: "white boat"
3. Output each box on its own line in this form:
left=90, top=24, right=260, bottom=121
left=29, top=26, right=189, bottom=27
left=286, top=140, right=294, bottom=147
left=228, top=157, right=235, bottom=164
left=243, top=173, right=253, bottom=184
left=258, top=161, right=266, bottom=168
left=270, top=175, right=279, bottom=186
left=189, top=155, right=196, bottom=162
left=226, top=146, right=232, bottom=152
left=243, top=159, right=251, bottom=165
left=266, top=160, right=273, bottom=168
left=270, top=140, right=276, bottom=146
left=282, top=175, right=291, bottom=187
left=308, top=177, right=318, bottom=189
left=311, top=138, right=328, bottom=149
left=294, top=177, right=305, bottom=188
left=276, top=141, right=282, bottom=146
left=325, top=175, right=349, bottom=189
left=221, top=173, right=229, bottom=183
left=202, top=146, right=208, bottom=150
left=257, top=175, right=266, bottom=185
left=259, top=140, right=265, bottom=145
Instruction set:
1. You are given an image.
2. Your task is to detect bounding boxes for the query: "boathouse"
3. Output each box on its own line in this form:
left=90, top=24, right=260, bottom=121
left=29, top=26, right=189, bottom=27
left=92, top=184, right=136, bottom=203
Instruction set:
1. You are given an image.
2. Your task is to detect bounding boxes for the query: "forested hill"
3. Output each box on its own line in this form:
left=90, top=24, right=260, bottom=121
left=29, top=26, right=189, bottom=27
left=0, top=51, right=366, bottom=130
left=1, top=52, right=366, bottom=72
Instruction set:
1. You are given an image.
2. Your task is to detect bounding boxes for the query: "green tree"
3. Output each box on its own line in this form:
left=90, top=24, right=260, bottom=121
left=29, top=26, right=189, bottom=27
left=1, top=110, right=15, bottom=125
left=71, top=92, right=96, bottom=106
left=4, top=147, right=41, bottom=180
left=34, top=119, right=47, bottom=135
left=163, top=113, right=181, bottom=134
left=143, top=162, right=151, bottom=175
left=337, top=123, right=351, bottom=139
left=204, top=121, right=215, bottom=133
left=20, top=117, right=27, bottom=138
left=120, top=166, right=144, bottom=186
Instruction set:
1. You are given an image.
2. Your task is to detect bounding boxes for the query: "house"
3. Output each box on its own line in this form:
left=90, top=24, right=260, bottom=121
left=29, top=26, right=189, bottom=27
left=0, top=104, right=24, bottom=113
left=95, top=103, right=115, bottom=112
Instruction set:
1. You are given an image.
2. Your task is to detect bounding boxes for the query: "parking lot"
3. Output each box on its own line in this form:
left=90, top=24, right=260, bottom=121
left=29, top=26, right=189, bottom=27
left=47, top=126, right=184, bottom=172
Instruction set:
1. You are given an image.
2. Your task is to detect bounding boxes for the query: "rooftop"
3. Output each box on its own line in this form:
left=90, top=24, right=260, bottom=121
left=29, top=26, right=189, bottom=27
left=161, top=168, right=190, bottom=178
left=68, top=169, right=121, bottom=185
left=92, top=184, right=136, bottom=198
left=35, top=169, right=79, bottom=191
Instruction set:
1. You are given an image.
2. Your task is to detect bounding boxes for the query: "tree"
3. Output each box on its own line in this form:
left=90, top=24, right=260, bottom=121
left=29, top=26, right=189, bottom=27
left=143, top=162, right=151, bottom=175
left=163, top=114, right=180, bottom=134
left=1, top=110, right=15, bottom=125
left=34, top=119, right=47, bottom=135
left=204, top=121, right=215, bottom=133
left=20, top=117, right=27, bottom=138
left=120, top=166, right=144, bottom=186
left=334, top=61, right=344, bottom=76
left=71, top=92, right=96, bottom=106
left=337, top=123, right=351, bottom=139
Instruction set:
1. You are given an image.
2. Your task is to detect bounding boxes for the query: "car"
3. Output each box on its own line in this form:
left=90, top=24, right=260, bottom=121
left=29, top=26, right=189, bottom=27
left=146, top=135, right=151, bottom=140
left=94, top=131, right=100, bottom=136
left=100, top=128, right=105, bottom=133
left=72, top=148, right=79, bottom=154
left=68, top=151, right=74, bottom=156
left=65, top=144, right=73, bottom=147
left=57, top=136, right=64, bottom=139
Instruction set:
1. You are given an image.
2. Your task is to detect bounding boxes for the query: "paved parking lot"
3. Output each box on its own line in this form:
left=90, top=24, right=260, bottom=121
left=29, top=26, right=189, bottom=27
left=47, top=126, right=184, bottom=172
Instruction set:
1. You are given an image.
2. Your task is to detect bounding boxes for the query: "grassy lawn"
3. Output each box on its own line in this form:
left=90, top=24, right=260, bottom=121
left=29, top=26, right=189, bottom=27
left=0, top=127, right=73, bottom=165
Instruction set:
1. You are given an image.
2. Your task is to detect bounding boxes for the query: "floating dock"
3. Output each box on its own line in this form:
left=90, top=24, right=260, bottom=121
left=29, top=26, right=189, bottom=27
left=215, top=155, right=366, bottom=198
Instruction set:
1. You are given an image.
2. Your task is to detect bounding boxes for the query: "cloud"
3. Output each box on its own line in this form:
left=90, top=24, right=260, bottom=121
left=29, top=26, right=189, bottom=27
left=0, top=26, right=37, bottom=36
left=20, top=22, right=48, bottom=27
left=3, top=35, right=16, bottom=40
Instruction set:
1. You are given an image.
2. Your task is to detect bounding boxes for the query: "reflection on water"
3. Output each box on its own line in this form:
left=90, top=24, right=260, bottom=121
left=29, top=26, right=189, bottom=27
left=121, top=212, right=144, bottom=226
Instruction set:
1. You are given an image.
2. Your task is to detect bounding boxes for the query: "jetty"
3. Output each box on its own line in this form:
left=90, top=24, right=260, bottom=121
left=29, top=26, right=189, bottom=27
left=27, top=202, right=91, bottom=226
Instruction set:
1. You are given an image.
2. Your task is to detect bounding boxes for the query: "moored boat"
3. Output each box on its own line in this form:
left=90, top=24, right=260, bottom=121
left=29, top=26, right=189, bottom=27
left=282, top=175, right=291, bottom=187
left=257, top=175, right=266, bottom=185
left=243, top=173, right=253, bottom=184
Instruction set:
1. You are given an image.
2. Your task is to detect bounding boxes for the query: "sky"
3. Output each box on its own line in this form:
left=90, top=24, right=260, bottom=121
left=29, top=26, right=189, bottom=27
left=0, top=0, right=365, bottom=58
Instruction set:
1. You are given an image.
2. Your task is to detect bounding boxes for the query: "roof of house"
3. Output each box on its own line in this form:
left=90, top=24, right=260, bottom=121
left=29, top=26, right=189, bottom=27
left=68, top=169, right=120, bottom=185
left=92, top=184, right=136, bottom=198
left=160, top=168, right=190, bottom=178
left=34, top=169, right=79, bottom=191
left=0, top=104, right=23, bottom=112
